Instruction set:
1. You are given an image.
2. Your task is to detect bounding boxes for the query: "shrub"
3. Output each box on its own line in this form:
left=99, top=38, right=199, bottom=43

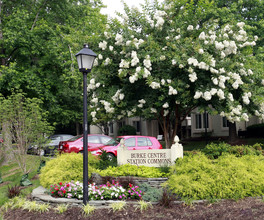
left=96, top=149, right=117, bottom=170
left=165, top=153, right=264, bottom=201
left=97, top=164, right=169, bottom=178
left=39, top=153, right=99, bottom=188
left=138, top=182, right=162, bottom=202
left=247, top=123, right=264, bottom=137
left=202, top=142, right=263, bottom=159
left=118, top=125, right=136, bottom=136
left=201, top=142, right=230, bottom=159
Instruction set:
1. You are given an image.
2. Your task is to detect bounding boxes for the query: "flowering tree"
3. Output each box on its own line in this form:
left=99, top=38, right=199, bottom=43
left=88, top=0, right=264, bottom=147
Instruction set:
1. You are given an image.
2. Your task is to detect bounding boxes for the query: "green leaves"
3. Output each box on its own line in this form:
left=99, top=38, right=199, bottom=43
left=168, top=153, right=264, bottom=200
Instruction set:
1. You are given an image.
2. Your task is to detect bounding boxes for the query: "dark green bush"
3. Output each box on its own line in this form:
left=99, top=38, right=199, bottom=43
left=201, top=142, right=230, bottom=159
left=247, top=123, right=264, bottom=137
left=202, top=142, right=263, bottom=159
left=118, top=125, right=136, bottom=136
left=165, top=153, right=264, bottom=201
left=96, top=150, right=117, bottom=170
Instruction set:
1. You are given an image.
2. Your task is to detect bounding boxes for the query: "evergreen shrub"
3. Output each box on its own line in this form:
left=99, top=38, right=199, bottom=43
left=165, top=153, right=264, bottom=201
left=39, top=153, right=99, bottom=188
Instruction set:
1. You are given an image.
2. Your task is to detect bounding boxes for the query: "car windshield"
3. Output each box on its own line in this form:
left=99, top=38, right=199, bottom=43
left=68, top=135, right=82, bottom=142
left=105, top=138, right=121, bottom=146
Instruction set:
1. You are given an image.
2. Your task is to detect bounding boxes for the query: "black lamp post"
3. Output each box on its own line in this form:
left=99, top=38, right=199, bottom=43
left=75, top=44, right=97, bottom=204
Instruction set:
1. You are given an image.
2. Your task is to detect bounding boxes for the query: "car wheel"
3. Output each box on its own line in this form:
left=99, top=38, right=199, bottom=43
left=106, top=153, right=115, bottom=161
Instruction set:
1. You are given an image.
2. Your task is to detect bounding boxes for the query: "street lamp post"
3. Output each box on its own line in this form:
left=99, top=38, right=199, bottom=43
left=75, top=44, right=97, bottom=205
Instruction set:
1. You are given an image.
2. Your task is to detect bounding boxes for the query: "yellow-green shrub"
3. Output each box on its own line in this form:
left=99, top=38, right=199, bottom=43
left=97, top=164, right=169, bottom=178
left=165, top=152, right=264, bottom=201
left=39, top=153, right=99, bottom=188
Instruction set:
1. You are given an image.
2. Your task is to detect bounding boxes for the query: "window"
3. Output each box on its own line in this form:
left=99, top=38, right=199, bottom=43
left=147, top=138, right=153, bottom=146
left=222, top=117, right=229, bottom=128
left=195, top=112, right=209, bottom=129
left=87, top=136, right=100, bottom=144
left=133, top=121, right=141, bottom=133
left=137, top=137, right=147, bottom=146
left=125, top=138, right=136, bottom=147
left=100, top=136, right=112, bottom=144
left=109, top=122, right=114, bottom=133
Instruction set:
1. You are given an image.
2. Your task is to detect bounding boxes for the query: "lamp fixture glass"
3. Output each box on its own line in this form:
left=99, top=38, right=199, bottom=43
left=75, top=44, right=97, bottom=73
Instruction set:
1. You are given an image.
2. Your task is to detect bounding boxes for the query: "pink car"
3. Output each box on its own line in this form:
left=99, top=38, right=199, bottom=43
left=58, top=134, right=113, bottom=153
left=90, top=135, right=163, bottom=159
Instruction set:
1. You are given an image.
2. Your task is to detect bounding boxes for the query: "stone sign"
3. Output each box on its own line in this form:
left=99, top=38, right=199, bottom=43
left=117, top=136, right=183, bottom=167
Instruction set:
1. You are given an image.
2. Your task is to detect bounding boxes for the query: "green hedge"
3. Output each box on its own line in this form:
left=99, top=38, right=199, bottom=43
left=39, top=153, right=99, bottom=188
left=165, top=153, right=264, bottom=201
left=247, top=123, right=264, bottom=137
left=201, top=142, right=263, bottom=159
left=97, top=164, right=169, bottom=178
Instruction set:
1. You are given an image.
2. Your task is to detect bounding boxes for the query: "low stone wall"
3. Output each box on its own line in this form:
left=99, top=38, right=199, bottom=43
left=91, top=173, right=168, bottom=189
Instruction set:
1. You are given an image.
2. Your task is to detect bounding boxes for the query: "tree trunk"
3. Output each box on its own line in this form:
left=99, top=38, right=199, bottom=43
left=228, top=122, right=238, bottom=144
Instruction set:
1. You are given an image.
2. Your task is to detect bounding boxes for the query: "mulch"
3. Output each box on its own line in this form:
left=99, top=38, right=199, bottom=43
left=3, top=197, right=264, bottom=220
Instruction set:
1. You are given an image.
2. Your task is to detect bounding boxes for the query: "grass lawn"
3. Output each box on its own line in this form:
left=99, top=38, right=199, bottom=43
left=0, top=155, right=44, bottom=206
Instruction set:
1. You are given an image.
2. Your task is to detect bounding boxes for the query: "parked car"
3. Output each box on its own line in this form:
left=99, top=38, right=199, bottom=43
left=27, top=134, right=74, bottom=156
left=89, top=135, right=163, bottom=159
left=58, top=134, right=113, bottom=154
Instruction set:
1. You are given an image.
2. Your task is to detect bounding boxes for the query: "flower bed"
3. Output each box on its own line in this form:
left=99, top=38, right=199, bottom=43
left=49, top=180, right=142, bottom=201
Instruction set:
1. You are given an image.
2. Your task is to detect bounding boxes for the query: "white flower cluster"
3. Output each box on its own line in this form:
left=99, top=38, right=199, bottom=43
left=168, top=86, right=177, bottom=95
left=242, top=92, right=251, bottom=105
left=150, top=82, right=161, bottom=89
left=131, top=51, right=139, bottom=66
left=119, top=59, right=130, bottom=68
left=115, top=33, right=123, bottom=45
left=87, top=78, right=100, bottom=92
left=100, top=100, right=114, bottom=113
left=143, top=55, right=152, bottom=78
left=91, top=111, right=97, bottom=122
left=187, top=25, right=193, bottom=31
left=99, top=41, right=107, bottom=50
left=138, top=99, right=146, bottom=108
left=163, top=110, right=169, bottom=116
left=163, top=102, right=169, bottom=108
left=132, top=38, right=144, bottom=49
left=227, top=72, right=243, bottom=89
left=104, top=57, right=111, bottom=66
left=151, top=108, right=157, bottom=113
left=112, top=89, right=125, bottom=104
left=153, top=10, right=167, bottom=29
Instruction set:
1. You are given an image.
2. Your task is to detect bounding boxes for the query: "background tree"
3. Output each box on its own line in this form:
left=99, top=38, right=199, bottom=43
left=0, top=92, right=53, bottom=175
left=88, top=0, right=264, bottom=147
left=0, top=0, right=107, bottom=134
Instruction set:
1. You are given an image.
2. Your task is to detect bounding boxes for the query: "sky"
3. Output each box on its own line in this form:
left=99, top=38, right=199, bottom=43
left=101, top=0, right=146, bottom=18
